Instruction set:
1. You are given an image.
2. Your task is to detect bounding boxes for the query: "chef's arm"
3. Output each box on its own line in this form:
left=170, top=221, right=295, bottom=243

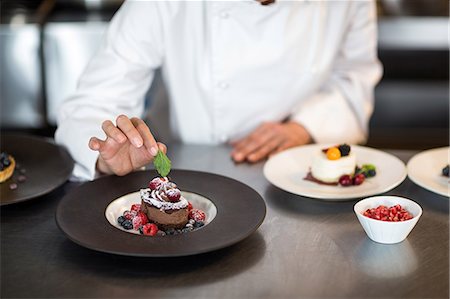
left=290, top=1, right=382, bottom=144
left=55, top=2, right=163, bottom=180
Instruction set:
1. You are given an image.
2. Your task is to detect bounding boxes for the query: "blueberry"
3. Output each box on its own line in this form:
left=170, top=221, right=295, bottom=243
left=367, top=169, right=376, bottom=178
left=443, top=165, right=449, bottom=177
left=122, top=220, right=133, bottom=230
left=0, top=164, right=4, bottom=171
left=338, top=144, right=351, bottom=157
left=3, top=159, right=10, bottom=167
left=117, top=216, right=126, bottom=225
left=165, top=228, right=175, bottom=235
left=138, top=226, right=144, bottom=234
left=193, top=221, right=204, bottom=228
left=0, top=152, right=7, bottom=160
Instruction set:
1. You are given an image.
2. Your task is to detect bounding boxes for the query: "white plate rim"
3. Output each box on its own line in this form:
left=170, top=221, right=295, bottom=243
left=406, top=147, right=449, bottom=197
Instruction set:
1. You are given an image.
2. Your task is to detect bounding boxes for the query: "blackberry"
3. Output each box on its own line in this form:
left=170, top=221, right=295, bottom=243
left=443, top=165, right=449, bottom=177
left=338, top=144, right=351, bottom=157
left=117, top=216, right=126, bottom=225
left=122, top=220, right=133, bottom=230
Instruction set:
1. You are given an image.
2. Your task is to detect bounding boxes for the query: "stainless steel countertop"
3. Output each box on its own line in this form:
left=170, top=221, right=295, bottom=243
left=1, top=143, right=448, bottom=298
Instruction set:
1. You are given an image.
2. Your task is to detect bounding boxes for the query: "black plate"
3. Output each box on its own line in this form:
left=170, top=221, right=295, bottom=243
left=56, top=170, right=266, bottom=257
left=0, top=134, right=74, bottom=205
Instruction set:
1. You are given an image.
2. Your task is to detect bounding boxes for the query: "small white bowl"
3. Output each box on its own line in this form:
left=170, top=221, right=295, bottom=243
left=354, top=196, right=422, bottom=244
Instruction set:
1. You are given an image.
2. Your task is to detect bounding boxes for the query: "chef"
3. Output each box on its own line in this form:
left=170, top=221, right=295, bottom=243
left=55, top=0, right=382, bottom=180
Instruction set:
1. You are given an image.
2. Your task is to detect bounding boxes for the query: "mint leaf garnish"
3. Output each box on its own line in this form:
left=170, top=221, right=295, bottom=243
left=153, top=150, right=171, bottom=177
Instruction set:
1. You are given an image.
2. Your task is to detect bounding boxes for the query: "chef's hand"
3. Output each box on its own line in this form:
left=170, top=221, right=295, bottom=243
left=231, top=121, right=311, bottom=163
left=88, top=115, right=167, bottom=176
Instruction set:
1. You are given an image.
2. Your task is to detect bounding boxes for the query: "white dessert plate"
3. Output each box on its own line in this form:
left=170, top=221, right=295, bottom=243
left=263, top=144, right=407, bottom=200
left=406, top=147, right=449, bottom=197
left=104, top=191, right=218, bottom=235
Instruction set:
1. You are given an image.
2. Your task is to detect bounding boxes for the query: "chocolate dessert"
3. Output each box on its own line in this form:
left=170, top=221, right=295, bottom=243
left=140, top=177, right=189, bottom=230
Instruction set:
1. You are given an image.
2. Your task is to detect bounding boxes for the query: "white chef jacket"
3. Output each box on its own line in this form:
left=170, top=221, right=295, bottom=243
left=55, top=0, right=382, bottom=180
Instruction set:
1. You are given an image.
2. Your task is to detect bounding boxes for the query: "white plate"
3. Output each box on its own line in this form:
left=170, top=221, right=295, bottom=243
left=263, top=144, right=407, bottom=200
left=406, top=147, right=449, bottom=197
left=105, top=191, right=218, bottom=235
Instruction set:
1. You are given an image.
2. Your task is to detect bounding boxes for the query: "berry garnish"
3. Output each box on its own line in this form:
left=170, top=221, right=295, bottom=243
left=363, top=204, right=413, bottom=221
left=132, top=212, right=149, bottom=230
left=122, top=220, right=133, bottom=230
left=193, top=221, right=204, bottom=228
left=187, top=202, right=193, bottom=211
left=166, top=188, right=181, bottom=202
left=338, top=144, right=351, bottom=157
left=142, top=223, right=159, bottom=236
left=353, top=173, right=365, bottom=185
left=356, top=164, right=377, bottom=178
left=338, top=175, right=352, bottom=187
left=131, top=204, right=141, bottom=212
left=149, top=177, right=164, bottom=190
left=117, top=216, right=126, bottom=225
left=443, top=165, right=449, bottom=177
left=189, top=209, right=206, bottom=222
left=326, top=147, right=341, bottom=160
left=123, top=210, right=137, bottom=220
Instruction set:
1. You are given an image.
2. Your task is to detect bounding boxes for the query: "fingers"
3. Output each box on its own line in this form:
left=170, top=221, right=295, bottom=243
left=157, top=142, right=167, bottom=154
left=116, top=115, right=143, bottom=148
left=130, top=117, right=158, bottom=156
left=246, top=135, right=283, bottom=162
left=88, top=137, right=104, bottom=151
left=101, top=120, right=126, bottom=144
left=231, top=123, right=278, bottom=162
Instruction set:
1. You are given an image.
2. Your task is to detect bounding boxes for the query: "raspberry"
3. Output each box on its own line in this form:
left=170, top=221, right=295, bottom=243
left=149, top=177, right=164, bottom=190
left=131, top=204, right=141, bottom=212
left=132, top=212, right=149, bottom=230
left=166, top=188, right=181, bottom=202
left=123, top=210, right=137, bottom=220
left=189, top=209, right=206, bottom=222
left=142, top=223, right=159, bottom=236
left=187, top=202, right=193, bottom=211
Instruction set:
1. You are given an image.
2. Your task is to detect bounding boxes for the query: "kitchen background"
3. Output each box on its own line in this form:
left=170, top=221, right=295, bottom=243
left=1, top=0, right=448, bottom=149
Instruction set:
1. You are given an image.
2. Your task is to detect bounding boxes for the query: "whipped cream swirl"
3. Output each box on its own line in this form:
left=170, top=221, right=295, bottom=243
left=140, top=188, right=188, bottom=210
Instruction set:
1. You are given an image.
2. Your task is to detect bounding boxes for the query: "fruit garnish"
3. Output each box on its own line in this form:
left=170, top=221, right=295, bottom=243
left=443, top=165, right=449, bottom=177
left=326, top=147, right=341, bottom=160
left=353, top=173, right=365, bottom=185
left=189, top=209, right=206, bottom=222
left=363, top=204, right=413, bottom=221
left=338, top=144, right=351, bottom=156
left=142, top=223, right=159, bottom=236
left=356, top=164, right=377, bottom=178
left=153, top=150, right=171, bottom=178
left=149, top=177, right=164, bottom=190
left=166, top=188, right=181, bottom=202
left=338, top=175, right=352, bottom=186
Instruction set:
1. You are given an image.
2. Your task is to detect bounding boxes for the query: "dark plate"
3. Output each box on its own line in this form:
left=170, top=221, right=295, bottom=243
left=56, top=170, right=266, bottom=257
left=0, top=134, right=74, bottom=205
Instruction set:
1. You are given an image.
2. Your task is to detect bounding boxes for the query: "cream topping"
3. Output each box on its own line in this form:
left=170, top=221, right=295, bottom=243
left=140, top=188, right=188, bottom=210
